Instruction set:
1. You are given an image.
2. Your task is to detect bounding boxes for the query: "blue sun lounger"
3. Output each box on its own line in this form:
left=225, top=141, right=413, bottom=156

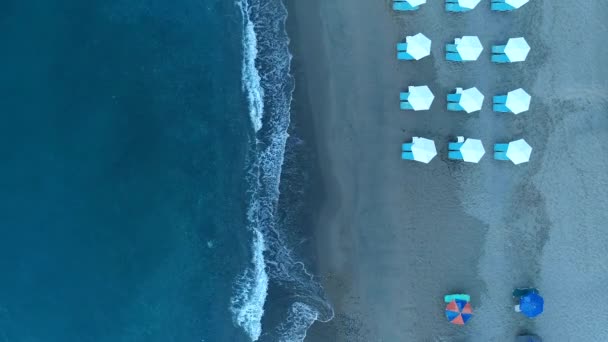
left=397, top=43, right=415, bottom=60
left=491, top=0, right=523, bottom=11
left=448, top=137, right=464, bottom=160
left=402, top=142, right=414, bottom=160
left=492, top=2, right=514, bottom=11
left=445, top=0, right=475, bottom=12
left=400, top=92, right=415, bottom=110
left=445, top=44, right=463, bottom=61
left=393, top=1, right=420, bottom=11
left=444, top=294, right=471, bottom=303
left=447, top=93, right=464, bottom=111
left=491, top=45, right=510, bottom=63
left=449, top=150, right=464, bottom=159
left=494, top=143, right=510, bottom=160
left=491, top=54, right=510, bottom=63
left=493, top=95, right=510, bottom=112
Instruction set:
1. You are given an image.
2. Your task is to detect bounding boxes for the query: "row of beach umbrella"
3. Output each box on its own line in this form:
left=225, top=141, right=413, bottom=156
left=400, top=86, right=531, bottom=114
left=445, top=289, right=544, bottom=327
left=394, top=0, right=530, bottom=12
left=401, top=137, right=532, bottom=165
left=397, top=33, right=531, bottom=63
left=395, top=1, right=534, bottom=166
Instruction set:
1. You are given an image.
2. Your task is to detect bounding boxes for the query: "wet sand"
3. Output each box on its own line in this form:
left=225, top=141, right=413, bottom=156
left=286, top=0, right=608, bottom=340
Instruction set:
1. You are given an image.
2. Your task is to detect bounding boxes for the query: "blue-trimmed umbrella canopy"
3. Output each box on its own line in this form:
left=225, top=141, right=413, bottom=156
left=506, top=139, right=532, bottom=165
left=456, top=36, right=483, bottom=61
left=505, top=88, right=531, bottom=114
left=445, top=299, right=473, bottom=325
left=506, top=0, right=530, bottom=9
left=406, top=33, right=432, bottom=60
left=457, top=0, right=481, bottom=10
left=460, top=138, right=485, bottom=163
left=504, top=37, right=531, bottom=62
left=458, top=87, right=484, bottom=113
left=408, top=86, right=435, bottom=110
left=520, top=292, right=544, bottom=318
left=411, top=137, right=437, bottom=163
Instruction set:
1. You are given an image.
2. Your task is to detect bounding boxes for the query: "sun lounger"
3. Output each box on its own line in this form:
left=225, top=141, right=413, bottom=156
left=397, top=52, right=414, bottom=60
left=491, top=54, right=510, bottom=63
left=444, top=294, right=471, bottom=303
left=491, top=3, right=514, bottom=11
left=400, top=102, right=414, bottom=110
left=493, top=104, right=510, bottom=112
left=447, top=93, right=461, bottom=102
left=448, top=142, right=464, bottom=150
left=393, top=2, right=419, bottom=11
left=447, top=103, right=464, bottom=111
left=446, top=53, right=463, bottom=61
left=449, top=151, right=464, bottom=159
left=493, top=95, right=508, bottom=103
left=446, top=4, right=469, bottom=12
left=494, top=152, right=509, bottom=160
left=492, top=45, right=506, bottom=54
left=401, top=151, right=415, bottom=160
left=494, top=143, right=509, bottom=152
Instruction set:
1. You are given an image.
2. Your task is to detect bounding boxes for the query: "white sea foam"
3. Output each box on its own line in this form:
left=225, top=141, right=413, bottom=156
left=277, top=302, right=319, bottom=342
left=231, top=0, right=334, bottom=340
left=230, top=228, right=268, bottom=341
left=238, top=0, right=264, bottom=133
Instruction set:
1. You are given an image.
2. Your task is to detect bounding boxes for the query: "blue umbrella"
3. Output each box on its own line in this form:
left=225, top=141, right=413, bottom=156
left=520, top=293, right=544, bottom=318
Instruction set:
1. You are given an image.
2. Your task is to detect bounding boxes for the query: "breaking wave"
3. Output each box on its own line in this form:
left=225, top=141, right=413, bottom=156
left=230, top=0, right=334, bottom=341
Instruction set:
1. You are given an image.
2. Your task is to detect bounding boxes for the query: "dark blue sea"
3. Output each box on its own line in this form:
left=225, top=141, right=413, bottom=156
left=0, top=1, right=331, bottom=341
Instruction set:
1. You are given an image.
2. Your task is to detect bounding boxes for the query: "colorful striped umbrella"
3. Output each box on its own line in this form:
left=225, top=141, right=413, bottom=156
left=445, top=299, right=473, bottom=325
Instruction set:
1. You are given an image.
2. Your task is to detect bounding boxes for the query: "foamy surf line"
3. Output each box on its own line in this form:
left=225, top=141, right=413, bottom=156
left=230, top=0, right=333, bottom=341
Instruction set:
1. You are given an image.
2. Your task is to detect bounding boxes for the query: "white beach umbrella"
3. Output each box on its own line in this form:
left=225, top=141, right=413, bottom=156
left=506, top=139, right=532, bottom=165
left=504, top=37, right=530, bottom=62
left=411, top=137, right=437, bottom=164
left=458, top=87, right=484, bottom=113
left=406, top=0, right=427, bottom=6
left=406, top=33, right=431, bottom=60
left=457, top=0, right=481, bottom=9
left=505, top=0, right=529, bottom=9
left=456, top=36, right=483, bottom=61
left=407, top=85, right=435, bottom=111
left=460, top=138, right=485, bottom=163
left=505, top=88, right=531, bottom=114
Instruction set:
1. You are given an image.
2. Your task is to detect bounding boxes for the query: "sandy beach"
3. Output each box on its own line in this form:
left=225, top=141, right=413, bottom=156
left=286, top=0, right=608, bottom=340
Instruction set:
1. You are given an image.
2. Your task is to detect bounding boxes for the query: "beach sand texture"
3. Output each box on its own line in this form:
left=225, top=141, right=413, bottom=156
left=287, top=0, right=608, bottom=341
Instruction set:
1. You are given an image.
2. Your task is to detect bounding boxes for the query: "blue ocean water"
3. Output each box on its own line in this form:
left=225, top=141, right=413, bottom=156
left=0, top=1, right=331, bottom=341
